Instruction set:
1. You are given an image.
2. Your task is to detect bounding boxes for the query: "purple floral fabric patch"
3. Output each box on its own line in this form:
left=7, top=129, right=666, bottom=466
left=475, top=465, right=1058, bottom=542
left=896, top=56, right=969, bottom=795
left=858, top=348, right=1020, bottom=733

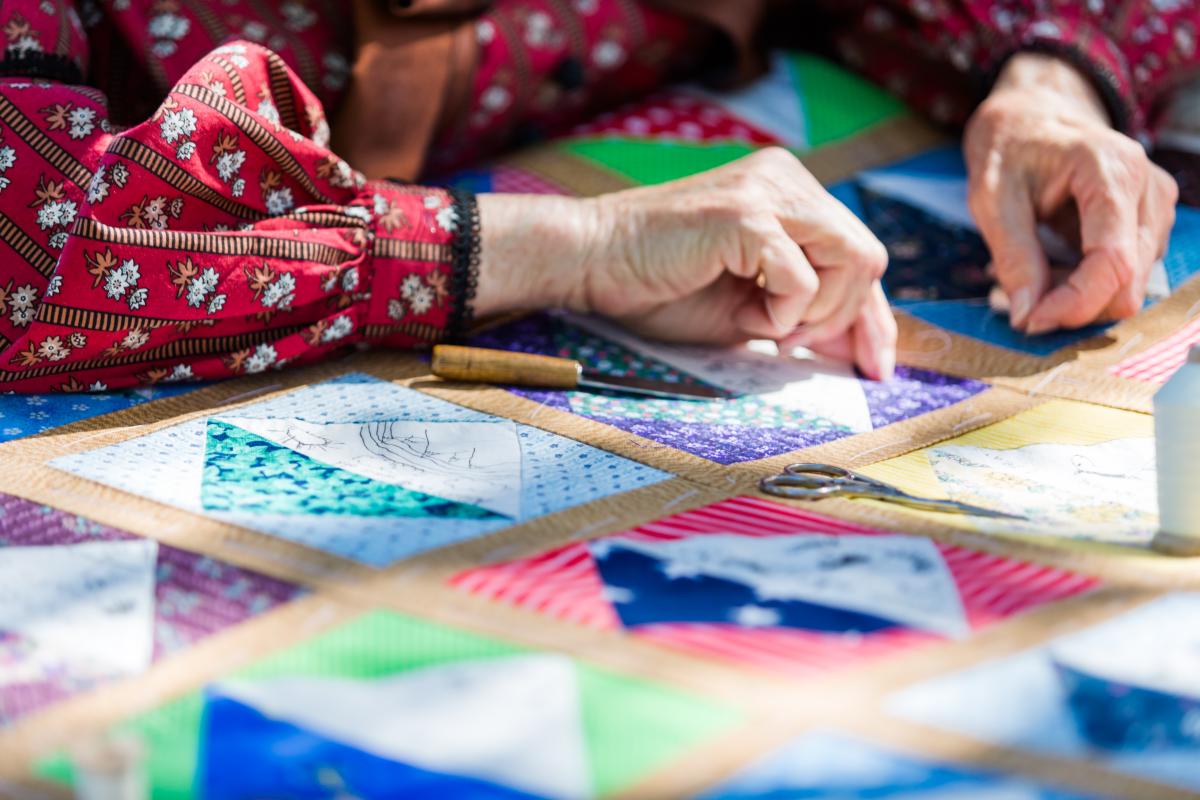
left=472, top=314, right=988, bottom=463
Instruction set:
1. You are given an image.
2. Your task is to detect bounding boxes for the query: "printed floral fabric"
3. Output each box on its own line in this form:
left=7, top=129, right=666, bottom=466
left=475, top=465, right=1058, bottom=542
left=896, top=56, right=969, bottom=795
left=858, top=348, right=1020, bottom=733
left=0, top=24, right=469, bottom=392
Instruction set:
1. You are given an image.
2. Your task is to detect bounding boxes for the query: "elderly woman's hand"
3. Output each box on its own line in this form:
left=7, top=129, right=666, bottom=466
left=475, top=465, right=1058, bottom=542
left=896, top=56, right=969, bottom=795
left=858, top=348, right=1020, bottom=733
left=475, top=148, right=896, bottom=379
left=964, top=52, right=1178, bottom=335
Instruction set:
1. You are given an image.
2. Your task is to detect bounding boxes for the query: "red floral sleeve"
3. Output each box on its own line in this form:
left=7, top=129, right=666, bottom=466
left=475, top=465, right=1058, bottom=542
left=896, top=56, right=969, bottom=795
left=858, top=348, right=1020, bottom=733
left=829, top=1, right=1200, bottom=139
left=0, top=37, right=474, bottom=392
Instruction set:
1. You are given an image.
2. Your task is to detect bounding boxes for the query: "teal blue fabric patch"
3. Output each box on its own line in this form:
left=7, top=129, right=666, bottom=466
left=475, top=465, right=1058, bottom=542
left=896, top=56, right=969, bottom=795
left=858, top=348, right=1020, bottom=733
left=200, top=419, right=500, bottom=520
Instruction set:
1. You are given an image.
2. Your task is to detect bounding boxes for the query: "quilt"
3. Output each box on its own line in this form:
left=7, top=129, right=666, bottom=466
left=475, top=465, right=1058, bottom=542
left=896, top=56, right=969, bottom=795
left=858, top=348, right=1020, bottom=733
left=0, top=49, right=1193, bottom=800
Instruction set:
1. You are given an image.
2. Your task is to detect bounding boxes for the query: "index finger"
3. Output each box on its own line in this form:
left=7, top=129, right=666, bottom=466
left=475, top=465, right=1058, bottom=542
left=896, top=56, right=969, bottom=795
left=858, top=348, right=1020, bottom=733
left=1025, top=180, right=1140, bottom=332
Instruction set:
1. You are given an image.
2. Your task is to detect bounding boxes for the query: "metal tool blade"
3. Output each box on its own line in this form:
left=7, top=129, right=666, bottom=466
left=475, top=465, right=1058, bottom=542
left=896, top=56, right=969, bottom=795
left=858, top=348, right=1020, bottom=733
left=577, top=371, right=725, bottom=401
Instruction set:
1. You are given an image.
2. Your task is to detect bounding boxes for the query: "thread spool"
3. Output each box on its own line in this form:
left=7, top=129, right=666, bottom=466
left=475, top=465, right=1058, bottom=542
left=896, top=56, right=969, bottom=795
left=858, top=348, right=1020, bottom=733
left=1153, top=344, right=1200, bottom=556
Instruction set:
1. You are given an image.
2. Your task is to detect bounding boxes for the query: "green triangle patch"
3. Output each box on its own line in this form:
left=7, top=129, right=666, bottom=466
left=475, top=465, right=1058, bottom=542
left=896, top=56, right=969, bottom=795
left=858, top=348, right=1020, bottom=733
left=789, top=53, right=907, bottom=148
left=200, top=419, right=499, bottom=519
left=565, top=138, right=757, bottom=186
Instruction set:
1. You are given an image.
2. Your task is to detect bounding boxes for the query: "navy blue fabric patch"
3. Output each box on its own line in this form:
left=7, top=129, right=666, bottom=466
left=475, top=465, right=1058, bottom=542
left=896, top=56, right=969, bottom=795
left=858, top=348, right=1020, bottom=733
left=592, top=545, right=899, bottom=634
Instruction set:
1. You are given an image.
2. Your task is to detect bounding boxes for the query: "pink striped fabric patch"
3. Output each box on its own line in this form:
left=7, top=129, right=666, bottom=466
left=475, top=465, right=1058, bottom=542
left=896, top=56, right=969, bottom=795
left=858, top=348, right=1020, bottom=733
left=451, top=496, right=1099, bottom=676
left=1110, top=316, right=1200, bottom=384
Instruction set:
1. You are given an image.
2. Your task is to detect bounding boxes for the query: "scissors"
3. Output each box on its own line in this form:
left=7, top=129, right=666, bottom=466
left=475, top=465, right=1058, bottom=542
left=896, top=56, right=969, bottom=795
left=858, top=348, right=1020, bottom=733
left=759, top=463, right=1026, bottom=520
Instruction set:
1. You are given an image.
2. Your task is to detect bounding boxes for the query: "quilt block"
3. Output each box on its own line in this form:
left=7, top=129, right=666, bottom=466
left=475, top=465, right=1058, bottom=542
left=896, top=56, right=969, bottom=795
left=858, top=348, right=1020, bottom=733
left=860, top=400, right=1157, bottom=546
left=889, top=593, right=1200, bottom=793
left=0, top=493, right=301, bottom=727
left=452, top=496, right=1097, bottom=676
left=49, top=374, right=670, bottom=567
left=471, top=313, right=987, bottom=464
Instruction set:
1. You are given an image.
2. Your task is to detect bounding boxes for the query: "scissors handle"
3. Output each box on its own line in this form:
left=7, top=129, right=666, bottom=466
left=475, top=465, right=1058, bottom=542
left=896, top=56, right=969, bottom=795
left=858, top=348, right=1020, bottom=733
left=758, top=463, right=889, bottom=500
left=759, top=462, right=1025, bottom=520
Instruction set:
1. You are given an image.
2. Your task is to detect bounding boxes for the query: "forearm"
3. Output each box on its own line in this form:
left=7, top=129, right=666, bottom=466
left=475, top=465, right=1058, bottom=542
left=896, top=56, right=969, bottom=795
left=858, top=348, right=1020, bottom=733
left=473, top=194, right=600, bottom=319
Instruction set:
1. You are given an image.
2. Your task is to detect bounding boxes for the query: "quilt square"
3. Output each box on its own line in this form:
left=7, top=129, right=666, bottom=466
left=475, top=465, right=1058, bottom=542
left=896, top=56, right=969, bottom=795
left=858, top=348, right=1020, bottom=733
left=50, top=374, right=669, bottom=567
left=451, top=497, right=1097, bottom=676
left=0, top=383, right=195, bottom=444
left=860, top=400, right=1157, bottom=546
left=703, top=731, right=1101, bottom=799
left=470, top=313, right=986, bottom=465
left=888, top=593, right=1200, bottom=793
left=37, top=611, right=738, bottom=799
left=835, top=146, right=1200, bottom=357
left=0, top=493, right=302, bottom=727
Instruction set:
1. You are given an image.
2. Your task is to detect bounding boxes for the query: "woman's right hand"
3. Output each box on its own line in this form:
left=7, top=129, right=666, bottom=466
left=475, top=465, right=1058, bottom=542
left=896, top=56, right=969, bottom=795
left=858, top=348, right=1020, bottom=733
left=476, top=147, right=897, bottom=379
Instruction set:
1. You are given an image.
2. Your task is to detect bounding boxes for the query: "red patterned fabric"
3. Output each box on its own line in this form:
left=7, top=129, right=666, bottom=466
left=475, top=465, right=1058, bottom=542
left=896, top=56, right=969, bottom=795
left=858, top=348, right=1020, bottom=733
left=451, top=496, right=1100, bottom=676
left=0, top=35, right=467, bottom=392
left=827, top=1, right=1200, bottom=138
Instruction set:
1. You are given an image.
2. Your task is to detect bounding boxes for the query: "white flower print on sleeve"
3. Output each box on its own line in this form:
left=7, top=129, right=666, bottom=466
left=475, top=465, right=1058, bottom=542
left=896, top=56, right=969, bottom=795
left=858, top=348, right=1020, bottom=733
left=86, top=165, right=110, bottom=204
left=400, top=273, right=435, bottom=315
left=281, top=1, right=317, bottom=31
left=244, top=342, right=278, bottom=373
left=320, top=315, right=354, bottom=342
left=159, top=107, right=197, bottom=144
left=261, top=271, right=296, bottom=308
left=264, top=186, right=295, bottom=216
left=0, top=144, right=15, bottom=193
left=36, top=198, right=77, bottom=231
left=215, top=150, right=246, bottom=183
left=121, top=328, right=150, bottom=350
left=67, top=106, right=97, bottom=140
left=9, top=282, right=38, bottom=326
left=36, top=336, right=70, bottom=361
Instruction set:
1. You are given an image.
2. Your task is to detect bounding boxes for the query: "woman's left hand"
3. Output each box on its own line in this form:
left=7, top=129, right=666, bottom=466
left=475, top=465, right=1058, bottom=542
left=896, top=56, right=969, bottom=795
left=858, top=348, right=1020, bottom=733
left=964, top=52, right=1178, bottom=334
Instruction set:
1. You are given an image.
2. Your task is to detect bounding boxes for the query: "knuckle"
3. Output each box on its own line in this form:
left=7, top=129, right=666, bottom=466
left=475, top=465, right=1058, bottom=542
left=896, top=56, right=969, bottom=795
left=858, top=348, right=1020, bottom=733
left=1158, top=167, right=1180, bottom=206
left=860, top=239, right=889, bottom=279
left=753, top=146, right=797, bottom=169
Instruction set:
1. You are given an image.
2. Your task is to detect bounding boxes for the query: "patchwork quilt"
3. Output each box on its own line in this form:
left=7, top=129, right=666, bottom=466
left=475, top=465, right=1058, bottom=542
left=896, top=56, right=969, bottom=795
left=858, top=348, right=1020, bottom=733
left=0, top=50, right=1196, bottom=800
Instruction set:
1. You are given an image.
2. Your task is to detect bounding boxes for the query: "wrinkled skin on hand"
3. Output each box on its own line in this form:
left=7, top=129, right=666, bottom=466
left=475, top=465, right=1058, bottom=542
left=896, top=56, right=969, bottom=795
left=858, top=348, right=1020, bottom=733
left=964, top=53, right=1178, bottom=335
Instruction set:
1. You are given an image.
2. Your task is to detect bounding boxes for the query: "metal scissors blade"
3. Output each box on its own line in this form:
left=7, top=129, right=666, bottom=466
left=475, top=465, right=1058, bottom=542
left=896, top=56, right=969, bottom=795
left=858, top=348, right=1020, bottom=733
left=759, top=463, right=1025, bottom=521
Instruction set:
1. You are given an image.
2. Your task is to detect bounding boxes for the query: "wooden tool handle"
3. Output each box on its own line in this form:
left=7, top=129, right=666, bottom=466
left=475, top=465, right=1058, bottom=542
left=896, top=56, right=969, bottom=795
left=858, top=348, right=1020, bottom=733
left=431, top=345, right=581, bottom=390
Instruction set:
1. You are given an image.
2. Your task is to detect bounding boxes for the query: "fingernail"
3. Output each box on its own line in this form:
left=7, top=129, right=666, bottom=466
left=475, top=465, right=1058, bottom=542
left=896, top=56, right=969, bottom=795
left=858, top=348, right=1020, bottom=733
left=878, top=347, right=895, bottom=382
left=1025, top=315, right=1055, bottom=336
left=1009, top=287, right=1033, bottom=329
